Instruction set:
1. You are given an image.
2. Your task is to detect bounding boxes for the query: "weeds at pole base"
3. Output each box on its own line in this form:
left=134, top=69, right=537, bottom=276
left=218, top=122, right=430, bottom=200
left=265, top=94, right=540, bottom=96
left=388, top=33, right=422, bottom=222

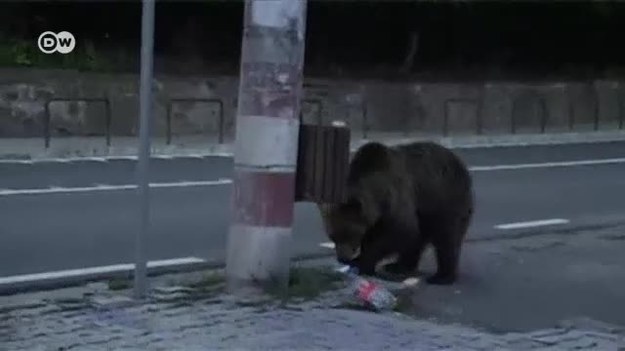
left=108, top=277, right=132, bottom=291
left=262, top=265, right=345, bottom=303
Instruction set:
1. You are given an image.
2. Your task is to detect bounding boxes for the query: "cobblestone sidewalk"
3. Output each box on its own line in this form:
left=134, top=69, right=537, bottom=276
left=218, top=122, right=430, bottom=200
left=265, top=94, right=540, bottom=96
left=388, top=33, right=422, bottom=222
left=1, top=279, right=624, bottom=351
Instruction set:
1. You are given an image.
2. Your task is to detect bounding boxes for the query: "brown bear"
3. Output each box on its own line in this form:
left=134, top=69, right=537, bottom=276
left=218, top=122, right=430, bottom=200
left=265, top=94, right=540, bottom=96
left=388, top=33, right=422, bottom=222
left=319, top=141, right=474, bottom=285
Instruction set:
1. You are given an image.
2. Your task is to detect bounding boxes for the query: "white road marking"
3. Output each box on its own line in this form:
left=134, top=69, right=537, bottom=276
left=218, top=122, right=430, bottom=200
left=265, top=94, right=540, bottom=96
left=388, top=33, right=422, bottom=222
left=319, top=242, right=335, bottom=249
left=149, top=180, right=232, bottom=188
left=81, top=157, right=108, bottom=162
left=32, top=158, right=73, bottom=163
left=0, top=159, right=33, bottom=164
left=0, top=155, right=214, bottom=164
left=0, top=179, right=233, bottom=196
left=1, top=153, right=624, bottom=171
left=469, top=157, right=625, bottom=171
left=187, top=154, right=207, bottom=159
left=0, top=257, right=206, bottom=286
left=494, top=218, right=570, bottom=230
left=1, top=157, right=624, bottom=196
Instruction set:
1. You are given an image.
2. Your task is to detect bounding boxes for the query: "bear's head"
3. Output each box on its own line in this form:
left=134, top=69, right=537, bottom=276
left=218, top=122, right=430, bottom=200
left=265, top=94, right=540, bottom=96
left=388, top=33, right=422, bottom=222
left=318, top=199, right=371, bottom=264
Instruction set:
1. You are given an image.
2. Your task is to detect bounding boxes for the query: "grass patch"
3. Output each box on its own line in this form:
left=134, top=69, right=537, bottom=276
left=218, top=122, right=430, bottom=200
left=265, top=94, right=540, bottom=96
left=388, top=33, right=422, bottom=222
left=265, top=265, right=345, bottom=301
left=187, top=272, right=226, bottom=291
left=236, top=298, right=274, bottom=309
left=107, top=278, right=132, bottom=291
left=391, top=292, right=414, bottom=314
left=0, top=35, right=124, bottom=72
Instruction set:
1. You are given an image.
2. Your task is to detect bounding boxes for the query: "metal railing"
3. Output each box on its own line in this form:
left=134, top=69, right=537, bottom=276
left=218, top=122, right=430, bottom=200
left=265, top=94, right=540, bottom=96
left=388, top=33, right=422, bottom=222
left=617, top=94, right=625, bottom=129
left=39, top=84, right=624, bottom=149
left=165, top=98, right=224, bottom=144
left=443, top=98, right=483, bottom=136
left=44, top=97, right=112, bottom=148
left=566, top=87, right=600, bottom=132
left=511, top=92, right=548, bottom=134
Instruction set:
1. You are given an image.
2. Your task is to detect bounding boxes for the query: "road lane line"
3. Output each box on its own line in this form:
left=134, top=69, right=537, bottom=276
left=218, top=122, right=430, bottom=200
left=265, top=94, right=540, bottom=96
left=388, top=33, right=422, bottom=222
left=0, top=154, right=214, bottom=163
left=40, top=158, right=73, bottom=163
left=3, top=155, right=625, bottom=169
left=319, top=242, right=335, bottom=249
left=494, top=218, right=570, bottom=230
left=81, top=157, right=108, bottom=162
left=0, top=179, right=233, bottom=196
left=149, top=180, right=232, bottom=188
left=0, top=257, right=206, bottom=286
left=2, top=157, right=624, bottom=196
left=0, top=155, right=215, bottom=164
left=187, top=154, right=207, bottom=159
left=469, top=157, right=625, bottom=171
left=0, top=159, right=33, bottom=164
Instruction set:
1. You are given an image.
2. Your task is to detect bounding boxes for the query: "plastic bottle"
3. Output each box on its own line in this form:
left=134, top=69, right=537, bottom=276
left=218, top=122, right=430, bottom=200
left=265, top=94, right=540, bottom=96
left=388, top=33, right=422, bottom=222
left=336, top=265, right=397, bottom=311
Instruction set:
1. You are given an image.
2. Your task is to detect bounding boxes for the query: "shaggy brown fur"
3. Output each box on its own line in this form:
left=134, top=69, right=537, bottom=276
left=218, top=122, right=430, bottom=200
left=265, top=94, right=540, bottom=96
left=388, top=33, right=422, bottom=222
left=320, top=141, right=474, bottom=285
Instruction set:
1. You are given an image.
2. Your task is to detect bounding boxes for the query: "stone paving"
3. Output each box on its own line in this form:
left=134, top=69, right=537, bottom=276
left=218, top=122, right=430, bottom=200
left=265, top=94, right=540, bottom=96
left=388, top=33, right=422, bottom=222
left=1, top=279, right=624, bottom=351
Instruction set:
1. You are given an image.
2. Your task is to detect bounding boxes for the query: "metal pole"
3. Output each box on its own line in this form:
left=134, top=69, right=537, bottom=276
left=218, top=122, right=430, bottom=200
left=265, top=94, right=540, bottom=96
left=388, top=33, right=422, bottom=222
left=134, top=0, right=155, bottom=299
left=226, top=0, right=308, bottom=295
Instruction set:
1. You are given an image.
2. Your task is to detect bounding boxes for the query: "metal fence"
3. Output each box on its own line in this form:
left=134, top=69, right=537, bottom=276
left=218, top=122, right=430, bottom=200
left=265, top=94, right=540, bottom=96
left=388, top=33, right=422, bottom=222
left=165, top=98, right=225, bottom=144
left=39, top=85, right=624, bottom=148
left=44, top=97, right=112, bottom=148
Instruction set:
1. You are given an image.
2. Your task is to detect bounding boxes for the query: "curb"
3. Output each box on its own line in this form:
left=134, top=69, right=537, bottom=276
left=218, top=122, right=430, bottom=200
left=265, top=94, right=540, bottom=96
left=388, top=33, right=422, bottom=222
left=0, top=258, right=219, bottom=296
left=5, top=219, right=625, bottom=296
left=0, top=252, right=337, bottom=296
left=1, top=130, right=625, bottom=162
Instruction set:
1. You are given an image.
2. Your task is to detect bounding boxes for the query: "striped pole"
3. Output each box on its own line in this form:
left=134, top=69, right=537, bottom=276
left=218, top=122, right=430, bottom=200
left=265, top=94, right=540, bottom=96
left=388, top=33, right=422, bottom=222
left=226, top=0, right=308, bottom=294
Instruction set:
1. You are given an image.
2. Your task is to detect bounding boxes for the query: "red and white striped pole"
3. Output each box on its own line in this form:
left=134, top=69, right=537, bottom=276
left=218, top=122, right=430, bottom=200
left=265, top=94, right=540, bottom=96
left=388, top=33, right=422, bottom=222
left=226, top=0, right=308, bottom=294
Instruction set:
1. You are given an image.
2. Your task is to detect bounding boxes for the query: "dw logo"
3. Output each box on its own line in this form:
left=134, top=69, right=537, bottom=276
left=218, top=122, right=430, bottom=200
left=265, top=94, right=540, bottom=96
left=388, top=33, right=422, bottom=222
left=37, top=31, right=76, bottom=54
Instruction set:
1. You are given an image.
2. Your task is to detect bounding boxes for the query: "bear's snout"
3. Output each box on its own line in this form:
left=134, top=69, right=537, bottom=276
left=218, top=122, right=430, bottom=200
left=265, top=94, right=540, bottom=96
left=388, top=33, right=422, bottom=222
left=335, top=245, right=361, bottom=264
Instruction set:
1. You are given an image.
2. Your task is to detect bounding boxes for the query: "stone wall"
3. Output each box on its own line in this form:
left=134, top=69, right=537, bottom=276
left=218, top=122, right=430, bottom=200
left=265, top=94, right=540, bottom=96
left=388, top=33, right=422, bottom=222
left=1, top=68, right=623, bottom=143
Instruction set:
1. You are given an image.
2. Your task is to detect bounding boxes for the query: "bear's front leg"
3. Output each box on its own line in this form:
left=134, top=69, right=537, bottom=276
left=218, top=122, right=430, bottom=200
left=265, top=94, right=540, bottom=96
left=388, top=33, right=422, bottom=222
left=352, top=235, right=396, bottom=276
left=349, top=255, right=376, bottom=276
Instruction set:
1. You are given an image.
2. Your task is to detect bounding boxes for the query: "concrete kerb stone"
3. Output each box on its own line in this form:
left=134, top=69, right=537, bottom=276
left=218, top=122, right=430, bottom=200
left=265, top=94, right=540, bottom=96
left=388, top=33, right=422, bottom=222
left=2, top=130, right=625, bottom=161
left=0, top=252, right=337, bottom=297
left=3, top=209, right=625, bottom=297
left=0, top=255, right=343, bottom=318
left=0, top=258, right=220, bottom=297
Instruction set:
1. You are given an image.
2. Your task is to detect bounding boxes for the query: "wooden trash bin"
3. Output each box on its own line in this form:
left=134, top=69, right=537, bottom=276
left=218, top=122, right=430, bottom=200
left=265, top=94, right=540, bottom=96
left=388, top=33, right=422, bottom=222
left=295, top=122, right=351, bottom=204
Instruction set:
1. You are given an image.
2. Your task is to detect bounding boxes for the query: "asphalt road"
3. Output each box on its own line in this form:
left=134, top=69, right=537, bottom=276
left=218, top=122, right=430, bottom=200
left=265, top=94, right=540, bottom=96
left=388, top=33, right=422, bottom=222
left=1, top=141, right=625, bottom=278
left=2, top=141, right=625, bottom=189
left=406, top=223, right=625, bottom=333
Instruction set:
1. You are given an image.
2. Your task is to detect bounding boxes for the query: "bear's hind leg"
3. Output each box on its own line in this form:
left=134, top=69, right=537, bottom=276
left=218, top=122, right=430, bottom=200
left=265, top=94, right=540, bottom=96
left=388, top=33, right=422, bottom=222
left=427, top=239, right=460, bottom=285
left=426, top=213, right=470, bottom=285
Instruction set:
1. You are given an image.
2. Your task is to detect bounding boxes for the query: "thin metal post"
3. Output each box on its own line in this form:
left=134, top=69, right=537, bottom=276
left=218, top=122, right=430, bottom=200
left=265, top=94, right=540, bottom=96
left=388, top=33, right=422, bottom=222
left=134, top=0, right=155, bottom=299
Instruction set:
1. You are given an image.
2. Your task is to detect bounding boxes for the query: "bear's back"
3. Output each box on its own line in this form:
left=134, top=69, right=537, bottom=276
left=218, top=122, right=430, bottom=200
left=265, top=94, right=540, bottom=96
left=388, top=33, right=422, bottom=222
left=347, top=142, right=395, bottom=183
left=395, top=141, right=473, bottom=214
